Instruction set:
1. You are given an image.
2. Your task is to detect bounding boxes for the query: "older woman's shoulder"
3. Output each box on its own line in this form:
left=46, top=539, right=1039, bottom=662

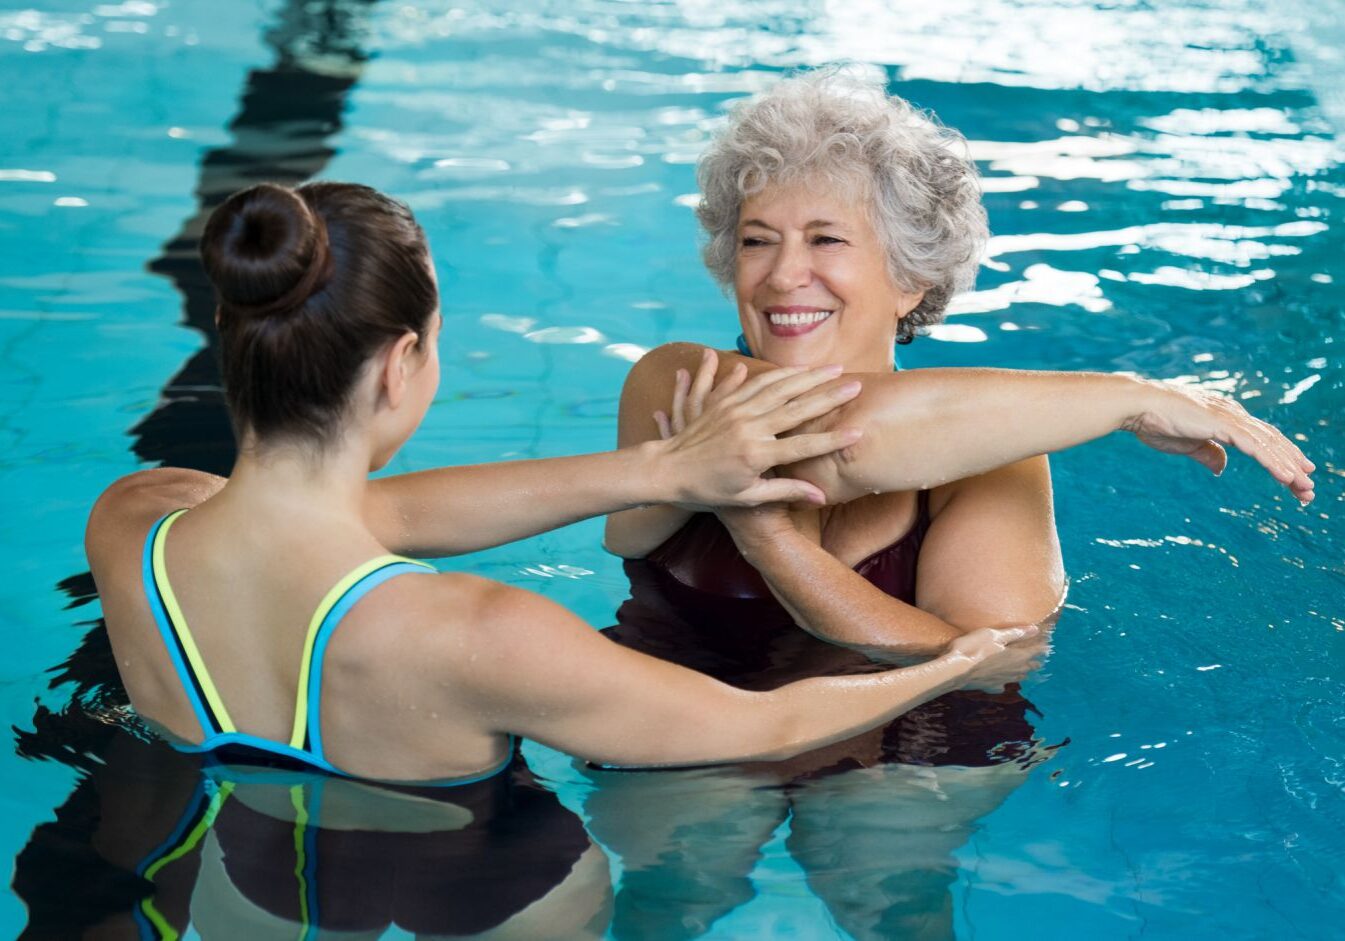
left=622, top=341, right=765, bottom=402
left=623, top=342, right=714, bottom=389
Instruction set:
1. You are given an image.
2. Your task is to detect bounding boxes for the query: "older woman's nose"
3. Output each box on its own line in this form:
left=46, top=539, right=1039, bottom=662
left=766, top=239, right=813, bottom=292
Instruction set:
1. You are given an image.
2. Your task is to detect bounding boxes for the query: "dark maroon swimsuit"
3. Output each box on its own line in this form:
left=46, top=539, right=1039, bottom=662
left=606, top=492, right=1039, bottom=771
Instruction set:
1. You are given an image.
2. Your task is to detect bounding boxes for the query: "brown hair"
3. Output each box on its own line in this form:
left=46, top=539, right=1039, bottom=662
left=200, top=181, right=437, bottom=446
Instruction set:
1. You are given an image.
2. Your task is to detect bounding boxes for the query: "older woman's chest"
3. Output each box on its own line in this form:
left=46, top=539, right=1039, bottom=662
left=809, top=489, right=924, bottom=567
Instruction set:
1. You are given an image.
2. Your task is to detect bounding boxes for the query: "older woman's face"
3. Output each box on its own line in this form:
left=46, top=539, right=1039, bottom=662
left=734, top=181, right=922, bottom=372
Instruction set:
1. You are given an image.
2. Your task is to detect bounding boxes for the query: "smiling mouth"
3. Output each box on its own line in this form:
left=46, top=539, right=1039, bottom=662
left=764, top=308, right=834, bottom=336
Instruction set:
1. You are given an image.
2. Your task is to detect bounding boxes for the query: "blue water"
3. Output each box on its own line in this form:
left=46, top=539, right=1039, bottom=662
left=2, top=0, right=1343, bottom=938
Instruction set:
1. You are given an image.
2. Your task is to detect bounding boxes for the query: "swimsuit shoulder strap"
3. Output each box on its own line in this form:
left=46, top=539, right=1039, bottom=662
left=290, top=555, right=436, bottom=758
left=143, top=509, right=237, bottom=737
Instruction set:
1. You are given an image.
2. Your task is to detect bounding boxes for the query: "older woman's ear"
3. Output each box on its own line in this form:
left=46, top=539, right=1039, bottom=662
left=896, top=290, right=926, bottom=321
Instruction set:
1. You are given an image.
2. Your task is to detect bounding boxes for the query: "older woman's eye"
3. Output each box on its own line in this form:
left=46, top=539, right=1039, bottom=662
left=740, top=236, right=769, bottom=247
left=812, top=235, right=846, bottom=246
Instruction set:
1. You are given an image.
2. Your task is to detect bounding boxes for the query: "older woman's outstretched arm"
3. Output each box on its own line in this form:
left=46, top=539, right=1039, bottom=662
left=604, top=342, right=1315, bottom=558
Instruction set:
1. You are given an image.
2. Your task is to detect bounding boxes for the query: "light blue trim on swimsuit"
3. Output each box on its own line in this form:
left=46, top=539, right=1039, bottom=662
left=142, top=513, right=216, bottom=737
left=175, top=733, right=343, bottom=775
left=306, top=560, right=434, bottom=762
left=140, top=516, right=508, bottom=788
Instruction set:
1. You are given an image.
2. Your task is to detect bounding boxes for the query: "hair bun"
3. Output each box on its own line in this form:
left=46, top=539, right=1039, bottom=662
left=200, top=182, right=332, bottom=321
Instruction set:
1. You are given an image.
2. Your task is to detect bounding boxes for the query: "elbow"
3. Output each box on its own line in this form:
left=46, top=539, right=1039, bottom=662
left=601, top=518, right=632, bottom=559
left=602, top=512, right=654, bottom=559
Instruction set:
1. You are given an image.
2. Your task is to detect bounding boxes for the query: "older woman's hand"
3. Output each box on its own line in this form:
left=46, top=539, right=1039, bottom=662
left=649, top=347, right=863, bottom=509
left=1123, top=380, right=1316, bottom=503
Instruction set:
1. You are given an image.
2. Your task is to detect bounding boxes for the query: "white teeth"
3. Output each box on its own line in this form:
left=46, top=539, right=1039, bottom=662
left=768, top=310, right=833, bottom=327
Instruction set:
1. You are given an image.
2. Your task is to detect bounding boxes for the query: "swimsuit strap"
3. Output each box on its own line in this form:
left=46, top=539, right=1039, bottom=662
left=143, top=510, right=434, bottom=757
left=145, top=510, right=236, bottom=736
left=296, top=555, right=436, bottom=759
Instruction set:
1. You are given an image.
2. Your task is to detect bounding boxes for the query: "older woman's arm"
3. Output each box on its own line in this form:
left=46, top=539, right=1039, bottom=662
left=718, top=457, right=1064, bottom=657
left=605, top=343, right=1314, bottom=560
left=788, top=365, right=1314, bottom=505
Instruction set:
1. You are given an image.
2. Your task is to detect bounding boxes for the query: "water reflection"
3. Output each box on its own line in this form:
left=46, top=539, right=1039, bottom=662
left=583, top=757, right=1044, bottom=940
left=14, top=733, right=609, bottom=940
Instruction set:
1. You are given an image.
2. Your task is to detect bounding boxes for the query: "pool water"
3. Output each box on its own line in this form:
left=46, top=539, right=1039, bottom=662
left=2, top=0, right=1343, bottom=938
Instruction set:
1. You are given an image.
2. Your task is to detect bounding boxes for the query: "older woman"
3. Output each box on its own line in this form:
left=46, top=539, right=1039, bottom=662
left=591, top=69, right=1314, bottom=938
left=606, top=68, right=1311, bottom=664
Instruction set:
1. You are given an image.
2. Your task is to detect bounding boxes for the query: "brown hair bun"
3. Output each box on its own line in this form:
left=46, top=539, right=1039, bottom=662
left=201, top=182, right=333, bottom=322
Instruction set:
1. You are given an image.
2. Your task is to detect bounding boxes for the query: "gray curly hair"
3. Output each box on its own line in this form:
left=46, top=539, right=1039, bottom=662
left=695, top=68, right=987, bottom=342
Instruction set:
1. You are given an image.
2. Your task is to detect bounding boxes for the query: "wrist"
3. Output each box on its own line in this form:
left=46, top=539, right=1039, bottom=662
left=930, top=647, right=980, bottom=691
left=1113, top=373, right=1163, bottom=434
left=727, top=517, right=796, bottom=564
left=629, top=438, right=682, bottom=506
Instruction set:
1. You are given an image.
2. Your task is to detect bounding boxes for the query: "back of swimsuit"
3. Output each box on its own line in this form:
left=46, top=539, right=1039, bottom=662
left=142, top=509, right=510, bottom=783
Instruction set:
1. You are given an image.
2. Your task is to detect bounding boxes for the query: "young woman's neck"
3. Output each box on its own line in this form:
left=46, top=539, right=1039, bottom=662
left=222, top=433, right=375, bottom=522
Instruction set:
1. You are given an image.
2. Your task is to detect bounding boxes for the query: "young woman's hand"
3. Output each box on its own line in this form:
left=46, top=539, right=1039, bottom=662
left=649, top=347, right=863, bottom=509
left=1124, top=381, right=1315, bottom=503
left=944, top=625, right=1045, bottom=693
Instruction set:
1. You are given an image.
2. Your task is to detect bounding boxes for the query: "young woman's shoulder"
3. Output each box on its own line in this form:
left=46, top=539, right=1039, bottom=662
left=85, top=468, right=225, bottom=573
left=345, top=570, right=607, bottom=707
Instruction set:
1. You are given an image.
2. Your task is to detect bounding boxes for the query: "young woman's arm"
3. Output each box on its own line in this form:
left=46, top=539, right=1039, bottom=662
left=88, top=353, right=859, bottom=560
left=363, top=350, right=861, bottom=557
left=446, top=579, right=1036, bottom=767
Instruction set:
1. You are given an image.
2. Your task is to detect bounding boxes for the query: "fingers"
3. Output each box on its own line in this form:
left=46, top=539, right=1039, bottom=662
left=761, top=380, right=863, bottom=435
left=737, top=477, right=827, bottom=506
left=686, top=348, right=719, bottom=424
left=669, top=368, right=690, bottom=435
left=653, top=410, right=672, bottom=441
left=705, top=361, right=748, bottom=410
left=1224, top=417, right=1315, bottom=501
left=1253, top=418, right=1315, bottom=500
left=724, top=363, right=843, bottom=414
left=993, top=625, right=1040, bottom=645
left=1187, top=440, right=1227, bottom=476
left=767, top=428, right=864, bottom=465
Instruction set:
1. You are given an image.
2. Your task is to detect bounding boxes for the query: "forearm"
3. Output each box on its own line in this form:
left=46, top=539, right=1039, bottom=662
left=604, top=504, right=695, bottom=558
left=366, top=444, right=676, bottom=557
left=787, top=368, right=1148, bottom=502
left=735, top=652, right=973, bottom=763
left=586, top=651, right=975, bottom=768
left=738, top=526, right=963, bottom=657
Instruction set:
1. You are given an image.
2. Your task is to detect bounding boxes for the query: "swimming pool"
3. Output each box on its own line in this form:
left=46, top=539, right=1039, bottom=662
left=2, top=0, right=1342, bottom=937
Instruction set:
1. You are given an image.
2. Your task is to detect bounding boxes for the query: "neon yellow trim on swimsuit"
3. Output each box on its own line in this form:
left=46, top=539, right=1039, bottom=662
left=287, top=554, right=423, bottom=748
left=290, top=784, right=312, bottom=932
left=153, top=510, right=237, bottom=733
left=140, top=781, right=235, bottom=939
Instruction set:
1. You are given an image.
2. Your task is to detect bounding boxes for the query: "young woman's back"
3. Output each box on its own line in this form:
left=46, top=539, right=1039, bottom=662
left=88, top=468, right=519, bottom=782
